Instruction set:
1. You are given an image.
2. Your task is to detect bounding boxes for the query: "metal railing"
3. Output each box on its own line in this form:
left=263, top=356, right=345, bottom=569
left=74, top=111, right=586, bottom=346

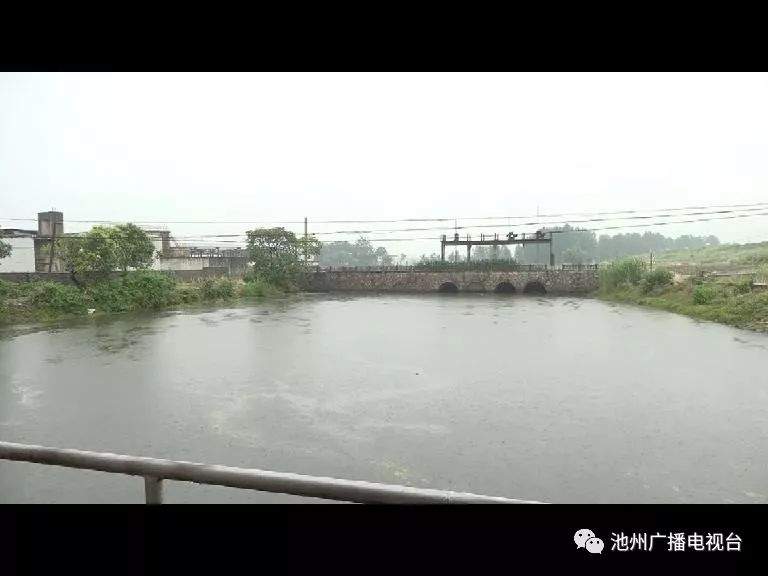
left=0, top=441, right=542, bottom=504
left=317, top=264, right=599, bottom=273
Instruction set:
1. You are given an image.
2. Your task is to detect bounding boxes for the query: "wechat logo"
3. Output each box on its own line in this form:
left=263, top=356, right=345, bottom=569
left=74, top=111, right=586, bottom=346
left=575, top=529, right=604, bottom=554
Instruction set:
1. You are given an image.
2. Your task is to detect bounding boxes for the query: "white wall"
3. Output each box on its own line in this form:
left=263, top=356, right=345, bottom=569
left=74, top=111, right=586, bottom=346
left=154, top=257, right=206, bottom=271
left=149, top=239, right=165, bottom=270
left=0, top=237, right=36, bottom=272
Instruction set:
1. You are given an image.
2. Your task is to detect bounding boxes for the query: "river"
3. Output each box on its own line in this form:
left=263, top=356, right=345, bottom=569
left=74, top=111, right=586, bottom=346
left=1, top=293, right=767, bottom=503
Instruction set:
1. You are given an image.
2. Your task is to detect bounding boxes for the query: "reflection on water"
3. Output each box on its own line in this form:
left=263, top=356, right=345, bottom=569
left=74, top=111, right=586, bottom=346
left=2, top=293, right=768, bottom=503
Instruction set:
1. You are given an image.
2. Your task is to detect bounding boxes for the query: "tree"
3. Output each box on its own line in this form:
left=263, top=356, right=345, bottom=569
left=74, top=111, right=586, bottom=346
left=472, top=245, right=513, bottom=261
left=58, top=226, right=121, bottom=274
left=374, top=246, right=392, bottom=266
left=514, top=225, right=721, bottom=264
left=57, top=224, right=156, bottom=275
left=562, top=247, right=588, bottom=264
left=0, top=238, right=11, bottom=263
left=316, top=236, right=393, bottom=266
left=113, top=223, right=155, bottom=271
left=245, top=227, right=320, bottom=286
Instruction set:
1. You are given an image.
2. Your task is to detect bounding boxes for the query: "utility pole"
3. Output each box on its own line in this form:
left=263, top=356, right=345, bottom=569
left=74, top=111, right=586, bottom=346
left=454, top=218, right=458, bottom=262
left=536, top=205, right=540, bottom=264
left=649, top=250, right=654, bottom=272
left=304, top=217, right=308, bottom=263
left=549, top=233, right=554, bottom=267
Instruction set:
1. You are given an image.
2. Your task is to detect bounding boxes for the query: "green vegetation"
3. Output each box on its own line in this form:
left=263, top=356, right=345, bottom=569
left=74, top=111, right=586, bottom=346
left=692, top=285, right=716, bottom=305
left=240, top=275, right=281, bottom=297
left=641, top=269, right=673, bottom=294
left=1, top=280, right=88, bottom=322
left=1, top=222, right=324, bottom=325
left=198, top=277, right=236, bottom=300
left=56, top=223, right=156, bottom=275
left=652, top=241, right=768, bottom=270
left=416, top=227, right=718, bottom=265
left=0, top=238, right=11, bottom=262
left=317, top=237, right=404, bottom=267
left=599, top=257, right=646, bottom=290
left=86, top=271, right=180, bottom=312
left=598, top=257, right=768, bottom=332
left=0, top=272, right=285, bottom=325
left=245, top=227, right=321, bottom=288
left=512, top=225, right=719, bottom=265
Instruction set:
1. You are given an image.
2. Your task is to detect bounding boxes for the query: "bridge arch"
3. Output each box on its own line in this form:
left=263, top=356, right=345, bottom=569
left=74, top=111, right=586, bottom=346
left=494, top=281, right=517, bottom=293
left=438, top=281, right=459, bottom=293
left=523, top=280, right=547, bottom=294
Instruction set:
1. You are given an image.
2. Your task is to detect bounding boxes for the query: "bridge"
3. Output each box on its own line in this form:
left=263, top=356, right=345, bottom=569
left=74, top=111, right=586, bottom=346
left=305, top=264, right=600, bottom=294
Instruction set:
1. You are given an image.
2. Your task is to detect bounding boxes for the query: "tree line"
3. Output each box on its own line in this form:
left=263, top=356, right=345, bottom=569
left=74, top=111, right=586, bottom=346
left=0, top=223, right=724, bottom=281
left=513, top=225, right=719, bottom=265
left=316, top=238, right=406, bottom=267
left=418, top=226, right=720, bottom=265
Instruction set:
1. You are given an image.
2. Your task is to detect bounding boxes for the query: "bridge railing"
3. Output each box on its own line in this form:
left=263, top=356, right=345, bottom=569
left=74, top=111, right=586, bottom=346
left=316, top=264, right=599, bottom=273
left=0, top=441, right=543, bottom=504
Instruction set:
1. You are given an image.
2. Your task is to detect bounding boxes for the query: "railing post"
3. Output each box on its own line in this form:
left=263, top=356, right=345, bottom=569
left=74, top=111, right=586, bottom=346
left=145, top=476, right=164, bottom=504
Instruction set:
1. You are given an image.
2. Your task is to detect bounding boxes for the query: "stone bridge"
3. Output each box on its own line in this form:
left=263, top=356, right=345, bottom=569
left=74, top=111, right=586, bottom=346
left=304, top=267, right=599, bottom=294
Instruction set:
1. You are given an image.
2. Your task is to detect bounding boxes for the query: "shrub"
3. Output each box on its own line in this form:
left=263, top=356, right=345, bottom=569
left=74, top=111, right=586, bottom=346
left=171, top=283, right=201, bottom=304
left=119, top=271, right=177, bottom=308
left=87, top=271, right=177, bottom=312
left=198, top=277, right=236, bottom=300
left=28, top=281, right=88, bottom=314
left=733, top=278, right=753, bottom=295
left=86, top=280, right=131, bottom=312
left=641, top=269, right=673, bottom=294
left=0, top=279, right=13, bottom=299
left=600, top=258, right=646, bottom=290
left=241, top=276, right=278, bottom=297
left=693, top=285, right=716, bottom=305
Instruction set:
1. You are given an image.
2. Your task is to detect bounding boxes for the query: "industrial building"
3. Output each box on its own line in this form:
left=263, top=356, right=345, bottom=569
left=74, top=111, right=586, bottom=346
left=1, top=212, right=249, bottom=276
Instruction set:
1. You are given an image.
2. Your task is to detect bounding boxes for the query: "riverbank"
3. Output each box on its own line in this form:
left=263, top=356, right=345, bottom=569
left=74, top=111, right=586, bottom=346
left=652, top=240, right=768, bottom=272
left=598, top=281, right=768, bottom=332
left=0, top=271, right=284, bottom=325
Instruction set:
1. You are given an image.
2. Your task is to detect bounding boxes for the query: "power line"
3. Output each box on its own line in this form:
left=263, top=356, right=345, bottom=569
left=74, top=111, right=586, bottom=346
left=2, top=201, right=767, bottom=226
left=156, top=207, right=768, bottom=244
left=161, top=205, right=768, bottom=238
left=315, top=210, right=768, bottom=242
left=6, top=204, right=768, bottom=247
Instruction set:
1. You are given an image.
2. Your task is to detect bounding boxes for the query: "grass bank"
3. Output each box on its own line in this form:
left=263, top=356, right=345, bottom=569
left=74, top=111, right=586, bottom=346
left=0, top=271, right=284, bottom=325
left=597, top=258, right=768, bottom=332
left=651, top=241, right=768, bottom=272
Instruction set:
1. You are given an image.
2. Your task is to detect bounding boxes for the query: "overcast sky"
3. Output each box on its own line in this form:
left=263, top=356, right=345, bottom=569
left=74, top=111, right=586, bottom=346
left=1, top=72, right=767, bottom=258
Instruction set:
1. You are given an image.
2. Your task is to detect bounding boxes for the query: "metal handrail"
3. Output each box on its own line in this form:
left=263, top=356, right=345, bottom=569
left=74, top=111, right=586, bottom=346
left=318, top=264, right=599, bottom=273
left=0, top=441, right=543, bottom=504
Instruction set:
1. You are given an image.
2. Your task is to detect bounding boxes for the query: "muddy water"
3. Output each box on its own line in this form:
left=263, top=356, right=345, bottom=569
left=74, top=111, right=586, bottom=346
left=1, top=293, right=767, bottom=503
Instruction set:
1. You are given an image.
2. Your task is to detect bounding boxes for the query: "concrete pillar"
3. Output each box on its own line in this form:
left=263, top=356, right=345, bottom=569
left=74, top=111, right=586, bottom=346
left=37, top=211, right=64, bottom=237
left=441, top=242, right=445, bottom=262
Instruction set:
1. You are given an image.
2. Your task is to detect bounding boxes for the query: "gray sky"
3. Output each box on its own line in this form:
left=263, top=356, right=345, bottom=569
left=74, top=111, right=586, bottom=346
left=1, top=72, right=767, bottom=258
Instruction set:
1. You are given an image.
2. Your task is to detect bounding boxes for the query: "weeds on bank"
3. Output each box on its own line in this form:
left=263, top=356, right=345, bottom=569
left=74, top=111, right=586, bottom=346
left=598, top=258, right=768, bottom=332
left=0, top=272, right=283, bottom=324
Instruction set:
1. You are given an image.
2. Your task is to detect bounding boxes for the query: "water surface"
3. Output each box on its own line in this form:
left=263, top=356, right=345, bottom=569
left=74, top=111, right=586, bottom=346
left=1, top=294, right=767, bottom=503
